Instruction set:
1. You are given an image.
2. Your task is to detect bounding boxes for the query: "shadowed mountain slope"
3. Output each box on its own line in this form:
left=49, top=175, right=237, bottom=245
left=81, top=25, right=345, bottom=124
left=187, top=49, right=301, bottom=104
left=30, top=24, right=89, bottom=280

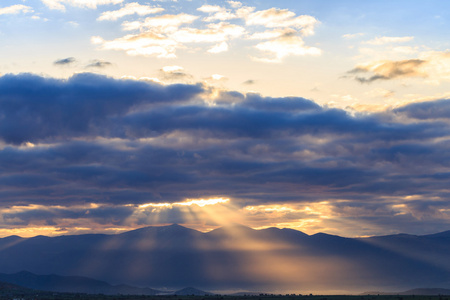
left=0, top=224, right=449, bottom=293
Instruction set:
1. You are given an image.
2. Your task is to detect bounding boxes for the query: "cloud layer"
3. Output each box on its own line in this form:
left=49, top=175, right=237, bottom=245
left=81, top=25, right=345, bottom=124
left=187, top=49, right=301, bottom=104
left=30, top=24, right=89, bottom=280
left=91, top=1, right=321, bottom=62
left=1, top=73, right=450, bottom=236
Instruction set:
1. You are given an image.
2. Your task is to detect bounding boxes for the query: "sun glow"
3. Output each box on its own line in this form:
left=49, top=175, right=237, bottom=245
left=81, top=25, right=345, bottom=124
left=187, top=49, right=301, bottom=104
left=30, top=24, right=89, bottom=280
left=138, top=197, right=230, bottom=209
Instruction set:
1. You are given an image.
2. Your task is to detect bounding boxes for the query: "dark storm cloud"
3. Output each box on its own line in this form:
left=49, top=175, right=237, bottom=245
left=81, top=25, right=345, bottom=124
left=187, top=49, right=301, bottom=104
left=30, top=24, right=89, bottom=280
left=394, top=99, right=450, bottom=120
left=53, top=57, right=76, bottom=66
left=0, top=72, right=203, bottom=144
left=1, top=73, right=450, bottom=233
left=3, top=205, right=135, bottom=226
left=242, top=94, right=321, bottom=112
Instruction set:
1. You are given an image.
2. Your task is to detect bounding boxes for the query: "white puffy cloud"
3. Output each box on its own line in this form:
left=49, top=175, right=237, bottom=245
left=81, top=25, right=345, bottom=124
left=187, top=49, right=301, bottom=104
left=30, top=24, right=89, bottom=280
left=42, top=0, right=123, bottom=11
left=91, top=32, right=179, bottom=58
left=162, top=65, right=184, bottom=73
left=93, top=4, right=319, bottom=61
left=245, top=8, right=319, bottom=36
left=227, top=1, right=242, bottom=8
left=248, top=28, right=296, bottom=40
left=172, top=22, right=245, bottom=44
left=197, top=5, right=222, bottom=13
left=235, top=6, right=255, bottom=18
left=420, top=51, right=450, bottom=84
left=97, top=2, right=164, bottom=21
left=342, top=33, right=364, bottom=39
left=208, top=42, right=229, bottom=53
left=244, top=7, right=320, bottom=62
left=122, top=13, right=198, bottom=32
left=0, top=4, right=33, bottom=15
left=252, top=34, right=322, bottom=63
left=197, top=4, right=238, bottom=22
left=246, top=7, right=295, bottom=26
left=96, top=15, right=244, bottom=58
left=365, top=36, right=414, bottom=45
left=204, top=10, right=237, bottom=22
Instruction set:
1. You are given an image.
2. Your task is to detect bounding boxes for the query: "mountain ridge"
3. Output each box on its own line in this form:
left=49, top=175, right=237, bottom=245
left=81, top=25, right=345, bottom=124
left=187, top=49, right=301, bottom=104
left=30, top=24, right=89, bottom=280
left=0, top=224, right=449, bottom=293
left=3, top=224, right=450, bottom=240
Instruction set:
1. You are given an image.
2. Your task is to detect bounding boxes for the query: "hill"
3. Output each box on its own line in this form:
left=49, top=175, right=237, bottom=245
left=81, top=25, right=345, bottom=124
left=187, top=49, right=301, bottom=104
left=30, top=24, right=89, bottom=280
left=0, top=270, right=161, bottom=295
left=0, top=224, right=450, bottom=293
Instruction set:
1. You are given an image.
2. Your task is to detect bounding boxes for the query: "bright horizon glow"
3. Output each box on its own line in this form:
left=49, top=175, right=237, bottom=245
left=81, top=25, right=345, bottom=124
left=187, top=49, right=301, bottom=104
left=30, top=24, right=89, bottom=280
left=138, top=197, right=230, bottom=209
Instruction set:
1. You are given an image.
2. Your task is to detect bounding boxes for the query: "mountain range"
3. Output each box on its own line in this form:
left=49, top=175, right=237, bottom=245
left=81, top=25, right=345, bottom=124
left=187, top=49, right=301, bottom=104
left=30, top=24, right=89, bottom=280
left=0, top=224, right=449, bottom=293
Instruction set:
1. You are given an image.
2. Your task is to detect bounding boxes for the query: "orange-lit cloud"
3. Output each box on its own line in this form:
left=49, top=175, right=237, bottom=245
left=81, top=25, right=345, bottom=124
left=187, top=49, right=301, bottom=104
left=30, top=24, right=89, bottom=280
left=139, top=197, right=230, bottom=209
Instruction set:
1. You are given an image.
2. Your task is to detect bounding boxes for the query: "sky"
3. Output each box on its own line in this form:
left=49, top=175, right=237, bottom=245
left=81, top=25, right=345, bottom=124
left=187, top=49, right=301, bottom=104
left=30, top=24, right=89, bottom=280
left=0, top=0, right=450, bottom=238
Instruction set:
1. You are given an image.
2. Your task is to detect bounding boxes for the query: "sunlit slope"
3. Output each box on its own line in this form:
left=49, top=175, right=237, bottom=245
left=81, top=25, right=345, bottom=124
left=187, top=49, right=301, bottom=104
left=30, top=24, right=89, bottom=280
left=0, top=224, right=449, bottom=293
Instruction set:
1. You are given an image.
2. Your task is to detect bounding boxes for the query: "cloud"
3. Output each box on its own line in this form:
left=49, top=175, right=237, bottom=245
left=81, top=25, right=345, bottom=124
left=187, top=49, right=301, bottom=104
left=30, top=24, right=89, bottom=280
left=197, top=5, right=222, bottom=13
left=41, top=0, right=124, bottom=11
left=347, top=51, right=450, bottom=85
left=208, top=42, right=229, bottom=53
left=54, top=57, right=76, bottom=66
left=245, top=8, right=321, bottom=62
left=227, top=1, right=242, bottom=8
left=92, top=4, right=320, bottom=61
left=203, top=74, right=228, bottom=84
left=394, top=99, right=450, bottom=120
left=348, top=59, right=427, bottom=83
left=365, top=36, right=414, bottom=45
left=91, top=32, right=180, bottom=58
left=198, top=5, right=238, bottom=22
left=342, top=33, right=364, bottom=39
left=96, top=13, right=199, bottom=58
left=97, top=2, right=164, bottom=21
left=0, top=73, right=203, bottom=144
left=3, top=73, right=450, bottom=236
left=248, top=28, right=296, bottom=40
left=252, top=32, right=322, bottom=63
left=245, top=8, right=319, bottom=36
left=86, top=60, right=112, bottom=68
left=98, top=20, right=243, bottom=57
left=0, top=5, right=33, bottom=15
left=121, top=13, right=198, bottom=32
left=160, top=65, right=193, bottom=81
left=420, top=51, right=450, bottom=84
left=171, top=23, right=245, bottom=44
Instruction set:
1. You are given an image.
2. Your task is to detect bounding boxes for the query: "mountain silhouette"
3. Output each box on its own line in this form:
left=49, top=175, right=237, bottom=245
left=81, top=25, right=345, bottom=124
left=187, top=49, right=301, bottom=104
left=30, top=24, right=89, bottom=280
left=0, top=224, right=449, bottom=293
left=174, top=287, right=212, bottom=295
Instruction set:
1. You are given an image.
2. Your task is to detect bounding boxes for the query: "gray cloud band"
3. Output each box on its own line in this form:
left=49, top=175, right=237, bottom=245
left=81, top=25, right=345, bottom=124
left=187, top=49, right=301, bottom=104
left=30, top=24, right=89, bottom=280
left=0, top=73, right=449, bottom=234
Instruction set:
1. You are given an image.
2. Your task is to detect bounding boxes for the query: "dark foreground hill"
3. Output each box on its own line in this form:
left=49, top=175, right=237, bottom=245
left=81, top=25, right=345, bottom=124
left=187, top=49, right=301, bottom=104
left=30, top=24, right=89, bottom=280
left=399, top=288, right=450, bottom=295
left=0, top=270, right=161, bottom=295
left=1, top=224, right=450, bottom=293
